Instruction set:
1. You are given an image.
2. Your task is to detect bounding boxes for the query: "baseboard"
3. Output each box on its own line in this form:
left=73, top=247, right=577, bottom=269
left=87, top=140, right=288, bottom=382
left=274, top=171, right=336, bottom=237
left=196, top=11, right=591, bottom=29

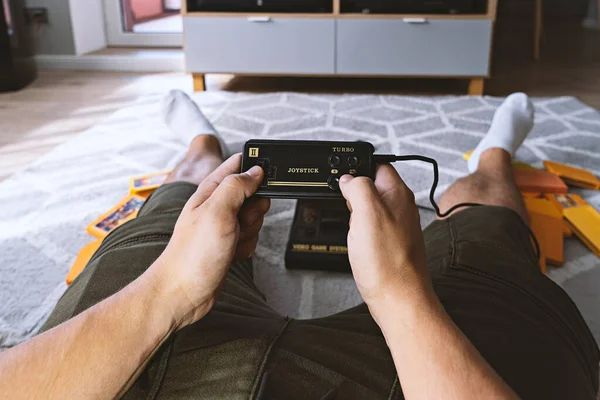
left=35, top=50, right=185, bottom=72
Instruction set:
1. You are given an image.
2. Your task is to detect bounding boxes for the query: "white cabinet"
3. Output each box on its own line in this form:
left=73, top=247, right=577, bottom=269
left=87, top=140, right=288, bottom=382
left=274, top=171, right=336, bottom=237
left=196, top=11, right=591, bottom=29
left=336, top=19, right=492, bottom=76
left=184, top=17, right=336, bottom=74
left=182, top=3, right=497, bottom=94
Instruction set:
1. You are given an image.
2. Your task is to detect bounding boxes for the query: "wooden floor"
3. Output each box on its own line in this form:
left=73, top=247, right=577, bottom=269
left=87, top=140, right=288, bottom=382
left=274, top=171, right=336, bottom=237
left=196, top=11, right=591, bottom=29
left=1, top=16, right=599, bottom=182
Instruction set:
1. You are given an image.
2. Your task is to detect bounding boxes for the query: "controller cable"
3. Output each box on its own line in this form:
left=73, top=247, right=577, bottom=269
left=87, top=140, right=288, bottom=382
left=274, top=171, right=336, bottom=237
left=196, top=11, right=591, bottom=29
left=373, top=154, right=541, bottom=260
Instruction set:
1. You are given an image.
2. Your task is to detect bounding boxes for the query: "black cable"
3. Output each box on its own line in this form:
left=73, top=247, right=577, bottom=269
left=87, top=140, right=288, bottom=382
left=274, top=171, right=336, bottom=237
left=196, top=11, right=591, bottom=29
left=374, top=154, right=482, bottom=218
left=373, top=154, right=541, bottom=260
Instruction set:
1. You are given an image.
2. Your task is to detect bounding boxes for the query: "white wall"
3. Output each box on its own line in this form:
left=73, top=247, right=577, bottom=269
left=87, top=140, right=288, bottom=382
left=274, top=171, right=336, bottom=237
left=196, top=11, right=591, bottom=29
left=68, top=0, right=106, bottom=54
left=25, top=0, right=76, bottom=54
left=25, top=0, right=107, bottom=55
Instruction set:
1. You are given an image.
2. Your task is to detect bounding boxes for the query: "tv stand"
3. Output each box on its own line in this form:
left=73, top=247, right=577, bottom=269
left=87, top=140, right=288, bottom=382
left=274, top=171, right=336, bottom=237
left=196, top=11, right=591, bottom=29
left=183, top=0, right=497, bottom=96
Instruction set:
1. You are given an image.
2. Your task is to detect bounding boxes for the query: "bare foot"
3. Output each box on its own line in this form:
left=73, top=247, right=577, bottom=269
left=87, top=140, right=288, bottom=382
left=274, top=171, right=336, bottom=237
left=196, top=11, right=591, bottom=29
left=165, top=134, right=224, bottom=185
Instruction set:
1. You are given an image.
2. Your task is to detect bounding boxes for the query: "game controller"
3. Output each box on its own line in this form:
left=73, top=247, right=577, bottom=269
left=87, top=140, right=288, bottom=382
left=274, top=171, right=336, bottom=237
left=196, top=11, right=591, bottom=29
left=240, top=139, right=542, bottom=262
left=241, top=139, right=376, bottom=199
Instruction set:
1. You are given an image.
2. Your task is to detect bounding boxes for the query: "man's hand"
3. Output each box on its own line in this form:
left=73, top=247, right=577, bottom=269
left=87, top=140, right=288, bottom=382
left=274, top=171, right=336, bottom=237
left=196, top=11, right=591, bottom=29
left=0, top=153, right=271, bottom=400
left=150, top=154, right=270, bottom=329
left=339, top=164, right=433, bottom=319
left=340, top=165, right=519, bottom=400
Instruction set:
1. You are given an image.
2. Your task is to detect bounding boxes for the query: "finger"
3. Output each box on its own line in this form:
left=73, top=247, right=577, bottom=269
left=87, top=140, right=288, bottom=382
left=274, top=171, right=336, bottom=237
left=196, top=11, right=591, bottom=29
left=339, top=175, right=382, bottom=215
left=373, top=164, right=415, bottom=219
left=186, top=153, right=243, bottom=210
left=238, top=216, right=264, bottom=243
left=239, top=197, right=271, bottom=228
left=207, top=166, right=264, bottom=215
left=234, top=235, right=260, bottom=260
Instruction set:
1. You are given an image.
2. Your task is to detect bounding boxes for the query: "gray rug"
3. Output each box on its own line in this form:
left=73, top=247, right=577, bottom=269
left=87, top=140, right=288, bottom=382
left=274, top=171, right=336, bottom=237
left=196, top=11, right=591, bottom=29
left=1, top=92, right=600, bottom=349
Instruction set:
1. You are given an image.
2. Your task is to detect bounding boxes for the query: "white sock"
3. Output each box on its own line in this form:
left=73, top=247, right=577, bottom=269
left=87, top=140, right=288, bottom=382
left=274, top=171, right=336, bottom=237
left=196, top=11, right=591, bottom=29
left=161, top=90, right=229, bottom=157
left=467, top=93, right=535, bottom=173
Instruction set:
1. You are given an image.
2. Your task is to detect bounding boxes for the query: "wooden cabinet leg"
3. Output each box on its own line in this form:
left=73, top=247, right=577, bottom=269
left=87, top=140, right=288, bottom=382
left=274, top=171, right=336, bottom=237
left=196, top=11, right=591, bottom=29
left=468, top=78, right=485, bottom=96
left=193, top=73, right=206, bottom=92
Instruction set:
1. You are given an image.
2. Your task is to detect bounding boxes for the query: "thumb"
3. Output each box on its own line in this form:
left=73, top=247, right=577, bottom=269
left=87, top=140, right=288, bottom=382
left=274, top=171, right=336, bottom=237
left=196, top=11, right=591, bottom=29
left=339, top=175, right=382, bottom=214
left=207, top=166, right=264, bottom=214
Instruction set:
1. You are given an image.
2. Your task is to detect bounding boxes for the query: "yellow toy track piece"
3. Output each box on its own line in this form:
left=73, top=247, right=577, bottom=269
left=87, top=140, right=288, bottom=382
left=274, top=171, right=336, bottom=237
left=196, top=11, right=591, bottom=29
left=67, top=240, right=102, bottom=285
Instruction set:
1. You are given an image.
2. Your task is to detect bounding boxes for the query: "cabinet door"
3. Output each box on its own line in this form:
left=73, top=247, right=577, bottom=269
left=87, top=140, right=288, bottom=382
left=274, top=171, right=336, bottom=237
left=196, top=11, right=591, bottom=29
left=336, top=19, right=492, bottom=76
left=184, top=17, right=335, bottom=74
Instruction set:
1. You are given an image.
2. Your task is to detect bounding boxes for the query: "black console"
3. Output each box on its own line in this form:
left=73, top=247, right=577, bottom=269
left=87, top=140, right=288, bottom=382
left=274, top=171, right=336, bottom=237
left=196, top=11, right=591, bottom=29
left=285, top=199, right=351, bottom=272
left=241, top=140, right=376, bottom=200
left=187, top=0, right=333, bottom=13
left=240, top=139, right=492, bottom=272
left=341, top=0, right=488, bottom=14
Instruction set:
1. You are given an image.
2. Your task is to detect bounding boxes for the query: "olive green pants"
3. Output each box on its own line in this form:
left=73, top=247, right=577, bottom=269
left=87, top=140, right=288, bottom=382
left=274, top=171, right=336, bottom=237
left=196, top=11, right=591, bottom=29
left=41, top=182, right=599, bottom=399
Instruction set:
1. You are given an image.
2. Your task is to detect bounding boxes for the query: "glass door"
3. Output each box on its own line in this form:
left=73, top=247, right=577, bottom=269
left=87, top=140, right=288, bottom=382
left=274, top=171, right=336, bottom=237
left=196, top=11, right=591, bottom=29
left=103, top=0, right=183, bottom=47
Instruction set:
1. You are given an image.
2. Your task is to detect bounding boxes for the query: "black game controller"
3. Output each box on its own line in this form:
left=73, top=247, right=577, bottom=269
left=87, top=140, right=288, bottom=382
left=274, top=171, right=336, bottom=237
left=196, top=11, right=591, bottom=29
left=240, top=139, right=542, bottom=259
left=241, top=139, right=376, bottom=199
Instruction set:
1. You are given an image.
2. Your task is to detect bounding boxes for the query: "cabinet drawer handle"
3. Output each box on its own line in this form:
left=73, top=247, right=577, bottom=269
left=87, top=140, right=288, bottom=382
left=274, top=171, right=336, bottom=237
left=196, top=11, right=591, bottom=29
left=403, top=18, right=429, bottom=24
left=248, top=17, right=272, bottom=23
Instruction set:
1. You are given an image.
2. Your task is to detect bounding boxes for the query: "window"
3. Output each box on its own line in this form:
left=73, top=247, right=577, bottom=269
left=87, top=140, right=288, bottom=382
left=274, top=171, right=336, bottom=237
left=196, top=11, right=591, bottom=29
left=103, top=0, right=182, bottom=47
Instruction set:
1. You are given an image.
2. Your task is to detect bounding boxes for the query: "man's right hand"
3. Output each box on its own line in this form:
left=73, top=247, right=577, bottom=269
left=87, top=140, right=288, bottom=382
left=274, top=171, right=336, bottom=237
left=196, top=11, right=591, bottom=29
left=152, top=154, right=269, bottom=329
left=339, top=165, right=433, bottom=321
left=340, top=165, right=520, bottom=400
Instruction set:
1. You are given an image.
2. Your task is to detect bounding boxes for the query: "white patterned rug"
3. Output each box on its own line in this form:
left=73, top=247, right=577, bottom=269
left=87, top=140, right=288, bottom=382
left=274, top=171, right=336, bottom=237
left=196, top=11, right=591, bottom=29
left=1, top=92, right=599, bottom=349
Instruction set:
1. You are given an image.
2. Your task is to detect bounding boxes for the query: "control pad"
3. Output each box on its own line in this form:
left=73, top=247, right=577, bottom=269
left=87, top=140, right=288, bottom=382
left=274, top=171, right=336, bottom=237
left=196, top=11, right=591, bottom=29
left=348, top=155, right=360, bottom=168
left=241, top=140, right=376, bottom=200
left=326, top=153, right=362, bottom=191
left=328, top=154, right=341, bottom=168
left=327, top=175, right=340, bottom=191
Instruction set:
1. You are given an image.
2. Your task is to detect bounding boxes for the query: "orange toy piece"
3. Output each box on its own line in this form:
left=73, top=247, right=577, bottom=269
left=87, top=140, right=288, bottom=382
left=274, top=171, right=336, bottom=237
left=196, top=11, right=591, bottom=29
left=512, top=162, right=538, bottom=171
left=136, top=191, right=153, bottom=200
left=129, top=171, right=171, bottom=195
left=564, top=205, right=600, bottom=258
left=538, top=245, right=547, bottom=275
left=67, top=240, right=102, bottom=285
left=547, top=194, right=600, bottom=256
left=544, top=161, right=600, bottom=190
left=563, top=221, right=573, bottom=237
left=524, top=197, right=564, bottom=266
left=547, top=193, right=582, bottom=240
left=522, top=192, right=543, bottom=199
left=87, top=195, right=146, bottom=239
left=514, top=168, right=568, bottom=194
left=545, top=193, right=587, bottom=212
